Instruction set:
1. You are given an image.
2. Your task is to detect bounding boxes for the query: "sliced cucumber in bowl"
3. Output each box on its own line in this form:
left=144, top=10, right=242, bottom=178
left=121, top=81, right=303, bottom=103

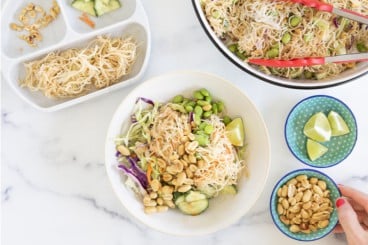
left=71, top=0, right=121, bottom=17
left=95, top=0, right=121, bottom=16
left=175, top=191, right=209, bottom=216
left=72, top=0, right=96, bottom=16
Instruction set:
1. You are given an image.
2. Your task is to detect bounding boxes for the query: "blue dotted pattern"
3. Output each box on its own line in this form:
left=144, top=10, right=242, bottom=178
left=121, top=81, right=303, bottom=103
left=285, top=95, right=357, bottom=168
left=270, top=169, right=341, bottom=241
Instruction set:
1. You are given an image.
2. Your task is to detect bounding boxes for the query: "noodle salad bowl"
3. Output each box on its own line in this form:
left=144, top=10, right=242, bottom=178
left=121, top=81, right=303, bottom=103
left=192, top=0, right=368, bottom=89
left=1, top=0, right=151, bottom=111
left=105, top=71, right=271, bottom=235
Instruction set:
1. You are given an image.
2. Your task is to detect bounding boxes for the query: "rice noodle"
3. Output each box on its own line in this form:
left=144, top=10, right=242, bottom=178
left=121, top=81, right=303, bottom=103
left=20, top=35, right=137, bottom=98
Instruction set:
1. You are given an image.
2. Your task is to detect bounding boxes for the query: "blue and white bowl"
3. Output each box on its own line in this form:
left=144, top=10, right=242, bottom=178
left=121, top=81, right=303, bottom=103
left=270, top=169, right=341, bottom=241
left=285, top=95, right=357, bottom=168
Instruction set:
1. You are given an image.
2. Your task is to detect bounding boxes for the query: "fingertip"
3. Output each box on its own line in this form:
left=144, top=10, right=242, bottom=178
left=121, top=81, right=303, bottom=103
left=336, top=198, right=345, bottom=208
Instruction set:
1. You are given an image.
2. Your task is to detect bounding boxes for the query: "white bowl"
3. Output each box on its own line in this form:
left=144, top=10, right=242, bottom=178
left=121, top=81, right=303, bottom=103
left=105, top=71, right=271, bottom=236
left=1, top=0, right=151, bottom=111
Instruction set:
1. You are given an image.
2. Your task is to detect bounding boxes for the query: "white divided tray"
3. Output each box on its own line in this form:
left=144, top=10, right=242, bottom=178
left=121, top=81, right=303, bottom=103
left=1, top=0, right=151, bottom=112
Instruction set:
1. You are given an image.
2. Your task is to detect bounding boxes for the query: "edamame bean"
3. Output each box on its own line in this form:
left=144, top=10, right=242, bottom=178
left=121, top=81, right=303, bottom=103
left=199, top=88, right=210, bottom=97
left=187, top=101, right=196, bottom=107
left=266, top=48, right=279, bottom=58
left=194, top=114, right=201, bottom=126
left=204, top=125, right=214, bottom=134
left=203, top=111, right=212, bottom=118
left=194, top=105, right=203, bottom=116
left=194, top=91, right=204, bottom=100
left=289, top=16, right=301, bottom=27
left=195, top=134, right=209, bottom=146
left=212, top=10, right=220, bottom=19
left=172, top=95, right=184, bottom=103
left=212, top=103, right=218, bottom=114
left=197, top=100, right=210, bottom=106
left=205, top=95, right=212, bottom=103
left=185, top=105, right=193, bottom=112
left=217, top=101, right=224, bottom=113
left=199, top=122, right=208, bottom=130
left=223, top=116, right=232, bottom=125
left=281, top=32, right=291, bottom=44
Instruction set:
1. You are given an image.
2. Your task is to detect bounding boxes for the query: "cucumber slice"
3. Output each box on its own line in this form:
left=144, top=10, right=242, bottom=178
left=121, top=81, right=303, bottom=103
left=174, top=195, right=185, bottom=206
left=175, top=191, right=209, bottom=215
left=220, top=185, right=237, bottom=195
left=185, top=191, right=207, bottom=202
left=177, top=199, right=209, bottom=216
left=94, top=0, right=121, bottom=16
left=71, top=0, right=96, bottom=16
left=198, top=185, right=217, bottom=198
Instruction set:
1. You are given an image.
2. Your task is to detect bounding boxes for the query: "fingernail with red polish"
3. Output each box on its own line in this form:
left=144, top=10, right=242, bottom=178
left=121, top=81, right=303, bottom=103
left=336, top=198, right=345, bottom=208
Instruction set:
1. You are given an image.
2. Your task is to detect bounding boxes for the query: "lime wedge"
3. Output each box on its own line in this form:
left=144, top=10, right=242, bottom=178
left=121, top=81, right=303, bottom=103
left=328, top=111, right=350, bottom=136
left=225, top=117, right=245, bottom=146
left=307, top=139, right=328, bottom=161
left=303, top=112, right=331, bottom=142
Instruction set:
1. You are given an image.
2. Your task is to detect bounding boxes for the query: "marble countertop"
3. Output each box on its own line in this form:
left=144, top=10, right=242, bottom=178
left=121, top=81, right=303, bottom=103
left=2, top=1, right=368, bottom=244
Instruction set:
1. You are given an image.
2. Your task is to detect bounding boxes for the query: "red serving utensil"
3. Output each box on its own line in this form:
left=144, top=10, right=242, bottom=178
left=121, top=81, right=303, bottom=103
left=288, top=0, right=368, bottom=24
left=248, top=53, right=368, bottom=67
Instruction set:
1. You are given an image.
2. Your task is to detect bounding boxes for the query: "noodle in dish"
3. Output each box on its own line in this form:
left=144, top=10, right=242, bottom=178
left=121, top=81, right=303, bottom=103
left=20, top=35, right=137, bottom=99
left=115, top=89, right=247, bottom=215
left=201, top=0, right=368, bottom=80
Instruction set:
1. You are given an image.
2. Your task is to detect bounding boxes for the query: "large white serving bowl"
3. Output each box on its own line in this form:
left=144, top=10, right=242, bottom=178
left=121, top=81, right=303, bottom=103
left=105, top=71, right=271, bottom=236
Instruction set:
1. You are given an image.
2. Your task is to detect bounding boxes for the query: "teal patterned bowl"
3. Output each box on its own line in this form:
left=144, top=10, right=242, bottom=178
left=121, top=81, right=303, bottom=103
left=285, top=95, right=357, bottom=168
left=270, top=169, right=341, bottom=241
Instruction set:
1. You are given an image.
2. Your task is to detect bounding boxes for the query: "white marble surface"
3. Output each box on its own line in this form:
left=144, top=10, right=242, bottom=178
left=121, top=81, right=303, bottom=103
left=1, top=1, right=368, bottom=244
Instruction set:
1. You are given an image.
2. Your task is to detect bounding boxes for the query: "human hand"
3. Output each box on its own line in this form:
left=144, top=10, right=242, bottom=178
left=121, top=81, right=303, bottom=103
left=334, top=185, right=368, bottom=245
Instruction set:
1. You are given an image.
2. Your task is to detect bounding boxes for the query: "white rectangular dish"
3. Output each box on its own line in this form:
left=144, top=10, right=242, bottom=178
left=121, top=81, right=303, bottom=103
left=1, top=0, right=151, bottom=112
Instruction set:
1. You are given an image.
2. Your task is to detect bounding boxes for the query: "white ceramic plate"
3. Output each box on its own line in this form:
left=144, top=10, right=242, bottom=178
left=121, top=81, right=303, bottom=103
left=1, top=0, right=151, bottom=111
left=105, top=71, right=271, bottom=236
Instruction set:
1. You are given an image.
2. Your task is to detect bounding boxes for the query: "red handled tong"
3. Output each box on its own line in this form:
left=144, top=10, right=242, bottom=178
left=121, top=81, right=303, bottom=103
left=248, top=0, right=368, bottom=67
left=289, top=0, right=368, bottom=25
left=249, top=53, right=368, bottom=67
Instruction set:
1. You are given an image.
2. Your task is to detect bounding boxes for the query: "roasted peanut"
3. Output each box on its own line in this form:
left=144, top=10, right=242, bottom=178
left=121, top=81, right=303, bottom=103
left=144, top=206, right=157, bottom=214
left=289, top=225, right=300, bottom=233
left=277, top=204, right=284, bottom=215
left=157, top=205, right=169, bottom=213
left=178, top=185, right=191, bottom=193
left=150, top=179, right=161, bottom=192
left=296, top=175, right=308, bottom=181
left=317, top=180, right=327, bottom=190
left=10, top=2, right=60, bottom=47
left=162, top=173, right=173, bottom=182
left=276, top=175, right=333, bottom=233
left=117, top=145, right=130, bottom=156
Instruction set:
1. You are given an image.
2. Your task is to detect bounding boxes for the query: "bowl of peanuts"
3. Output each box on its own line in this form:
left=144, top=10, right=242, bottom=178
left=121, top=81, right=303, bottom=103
left=105, top=71, right=271, bottom=235
left=270, top=169, right=341, bottom=241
